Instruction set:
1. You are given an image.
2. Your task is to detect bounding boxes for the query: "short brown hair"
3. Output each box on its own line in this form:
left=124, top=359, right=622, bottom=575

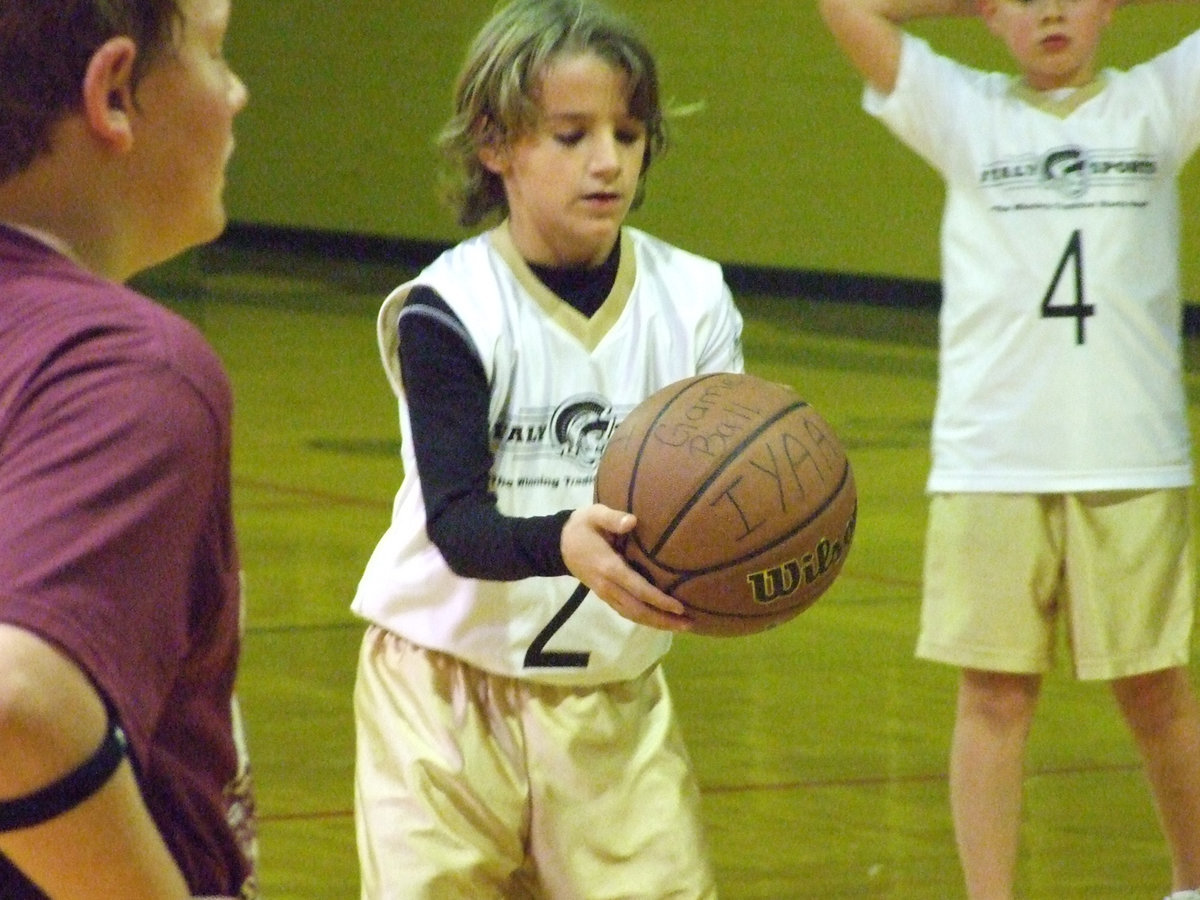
left=437, top=0, right=669, bottom=228
left=0, top=0, right=184, bottom=181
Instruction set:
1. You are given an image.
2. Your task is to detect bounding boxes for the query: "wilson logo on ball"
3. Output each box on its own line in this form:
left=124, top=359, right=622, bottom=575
left=746, top=512, right=857, bottom=606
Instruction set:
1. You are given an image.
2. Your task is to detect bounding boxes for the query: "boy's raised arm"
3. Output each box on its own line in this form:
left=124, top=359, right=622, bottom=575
left=819, top=0, right=977, bottom=94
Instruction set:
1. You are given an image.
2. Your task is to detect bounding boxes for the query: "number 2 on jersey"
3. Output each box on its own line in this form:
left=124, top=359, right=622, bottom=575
left=1040, top=229, right=1093, bottom=345
left=524, top=583, right=591, bottom=669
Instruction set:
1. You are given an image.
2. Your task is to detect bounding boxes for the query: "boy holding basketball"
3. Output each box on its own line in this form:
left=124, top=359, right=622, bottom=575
left=351, top=0, right=744, bottom=896
left=819, top=0, right=1200, bottom=896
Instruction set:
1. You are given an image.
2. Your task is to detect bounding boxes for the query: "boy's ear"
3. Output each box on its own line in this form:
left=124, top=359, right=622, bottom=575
left=476, top=118, right=510, bottom=175
left=478, top=141, right=507, bottom=175
left=81, top=37, right=139, bottom=152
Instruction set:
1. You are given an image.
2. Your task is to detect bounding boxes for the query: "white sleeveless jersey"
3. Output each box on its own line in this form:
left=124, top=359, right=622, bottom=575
left=352, top=224, right=745, bottom=684
left=866, top=32, right=1200, bottom=492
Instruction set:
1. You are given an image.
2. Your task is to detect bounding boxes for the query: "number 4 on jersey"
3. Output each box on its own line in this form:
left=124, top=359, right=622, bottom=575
left=1040, top=229, right=1093, bottom=345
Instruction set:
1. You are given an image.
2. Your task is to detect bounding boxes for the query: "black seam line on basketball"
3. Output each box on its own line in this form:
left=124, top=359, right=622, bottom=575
left=625, top=373, right=730, bottom=512
left=662, top=462, right=852, bottom=597
left=643, top=398, right=812, bottom=559
left=663, top=466, right=853, bottom=604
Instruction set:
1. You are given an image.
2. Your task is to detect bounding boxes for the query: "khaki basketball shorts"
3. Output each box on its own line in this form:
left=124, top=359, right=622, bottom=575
left=353, top=626, right=717, bottom=899
left=918, top=489, right=1194, bottom=680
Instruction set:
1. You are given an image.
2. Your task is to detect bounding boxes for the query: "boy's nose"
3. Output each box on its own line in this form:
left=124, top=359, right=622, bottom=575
left=591, top=132, right=621, bottom=173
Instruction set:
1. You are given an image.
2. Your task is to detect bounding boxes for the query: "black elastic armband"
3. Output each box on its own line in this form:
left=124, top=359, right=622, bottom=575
left=0, top=716, right=128, bottom=833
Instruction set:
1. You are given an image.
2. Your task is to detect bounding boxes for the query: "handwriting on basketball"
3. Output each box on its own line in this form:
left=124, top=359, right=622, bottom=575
left=644, top=383, right=843, bottom=541
left=647, top=375, right=758, bottom=452
left=710, top=418, right=842, bottom=539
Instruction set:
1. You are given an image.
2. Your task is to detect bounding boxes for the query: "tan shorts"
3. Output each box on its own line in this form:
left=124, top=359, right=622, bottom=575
left=918, top=490, right=1195, bottom=680
left=353, top=626, right=716, bottom=900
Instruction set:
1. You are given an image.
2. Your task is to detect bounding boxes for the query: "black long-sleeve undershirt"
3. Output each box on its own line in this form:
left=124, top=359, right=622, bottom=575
left=396, top=245, right=619, bottom=581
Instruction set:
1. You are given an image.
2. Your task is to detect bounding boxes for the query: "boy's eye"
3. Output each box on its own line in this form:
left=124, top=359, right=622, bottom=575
left=549, top=124, right=645, bottom=146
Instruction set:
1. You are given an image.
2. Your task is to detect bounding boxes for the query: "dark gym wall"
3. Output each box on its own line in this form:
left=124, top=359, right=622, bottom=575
left=223, top=2, right=1200, bottom=295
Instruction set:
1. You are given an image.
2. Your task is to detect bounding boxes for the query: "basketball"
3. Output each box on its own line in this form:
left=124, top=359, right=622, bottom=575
left=594, top=372, right=856, bottom=637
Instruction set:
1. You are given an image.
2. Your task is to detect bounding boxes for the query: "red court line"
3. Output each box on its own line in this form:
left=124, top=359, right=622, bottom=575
left=257, top=760, right=1141, bottom=824
left=261, top=809, right=354, bottom=823
left=236, top=476, right=390, bottom=510
left=839, top=570, right=921, bottom=591
left=701, top=759, right=1140, bottom=795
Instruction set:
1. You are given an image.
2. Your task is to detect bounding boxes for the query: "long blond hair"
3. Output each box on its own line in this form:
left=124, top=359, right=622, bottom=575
left=437, top=0, right=669, bottom=227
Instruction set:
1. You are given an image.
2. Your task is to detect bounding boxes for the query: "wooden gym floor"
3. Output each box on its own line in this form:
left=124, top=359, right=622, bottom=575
left=136, top=240, right=1200, bottom=899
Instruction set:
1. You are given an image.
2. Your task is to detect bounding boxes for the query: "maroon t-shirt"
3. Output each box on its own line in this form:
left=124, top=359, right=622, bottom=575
left=0, top=226, right=257, bottom=897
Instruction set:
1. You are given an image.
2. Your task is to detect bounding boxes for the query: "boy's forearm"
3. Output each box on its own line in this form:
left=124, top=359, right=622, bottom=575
left=821, top=0, right=978, bottom=93
left=870, top=0, right=978, bottom=25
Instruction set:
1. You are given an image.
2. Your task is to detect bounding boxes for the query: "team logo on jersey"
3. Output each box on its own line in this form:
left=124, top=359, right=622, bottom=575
left=492, top=393, right=617, bottom=470
left=1040, top=147, right=1089, bottom=198
left=550, top=395, right=617, bottom=466
left=979, top=145, right=1157, bottom=200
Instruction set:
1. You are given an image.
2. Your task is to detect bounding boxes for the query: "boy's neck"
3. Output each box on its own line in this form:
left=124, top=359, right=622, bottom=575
left=526, top=239, right=621, bottom=318
left=1013, top=73, right=1106, bottom=116
left=0, top=220, right=84, bottom=268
